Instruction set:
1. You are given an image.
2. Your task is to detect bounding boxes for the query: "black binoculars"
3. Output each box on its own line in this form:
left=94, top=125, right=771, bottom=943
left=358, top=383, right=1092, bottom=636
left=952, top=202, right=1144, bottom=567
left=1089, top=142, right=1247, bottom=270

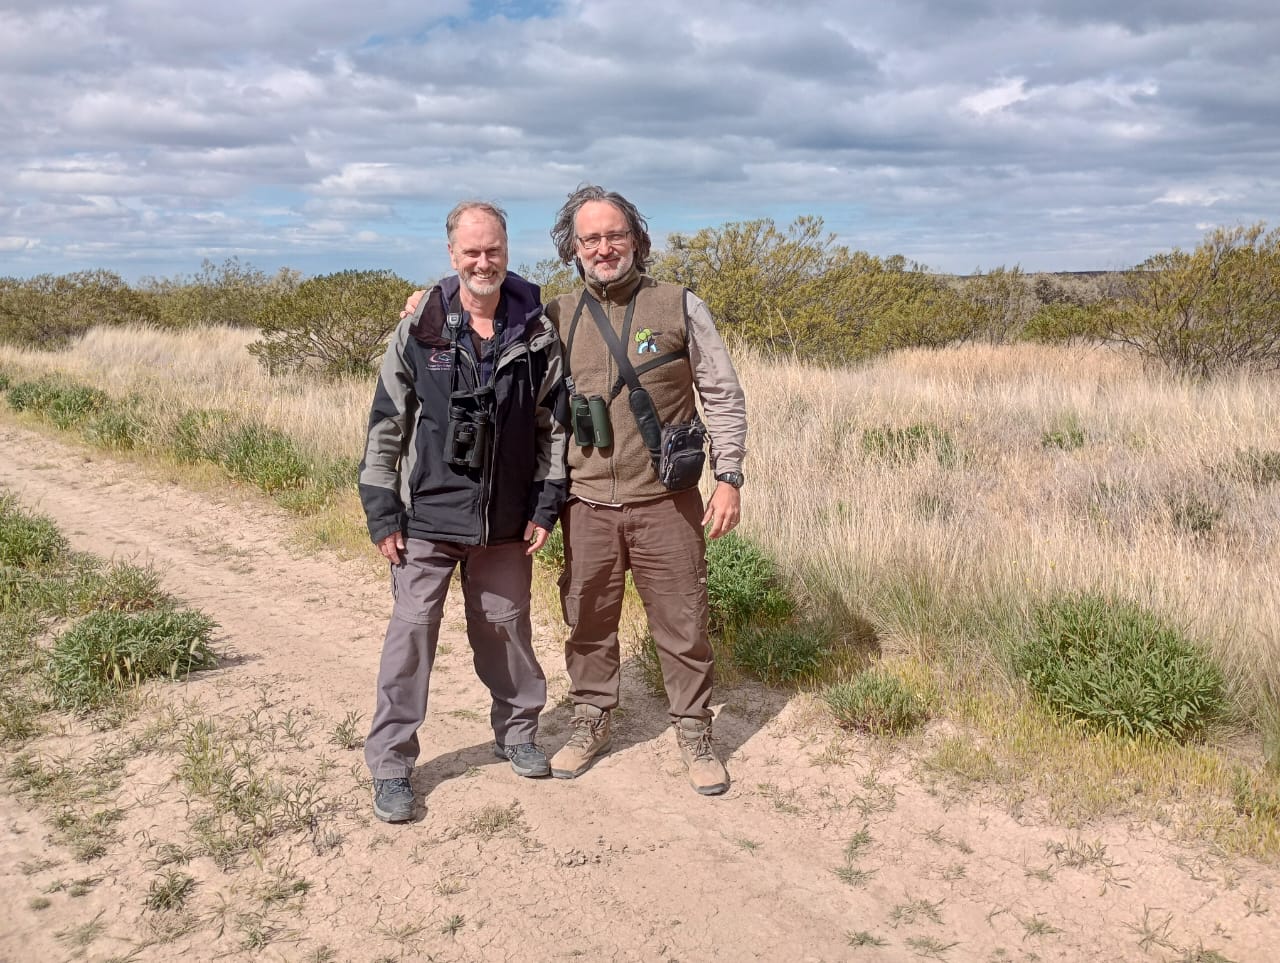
left=570, top=393, right=612, bottom=448
left=444, top=387, right=494, bottom=469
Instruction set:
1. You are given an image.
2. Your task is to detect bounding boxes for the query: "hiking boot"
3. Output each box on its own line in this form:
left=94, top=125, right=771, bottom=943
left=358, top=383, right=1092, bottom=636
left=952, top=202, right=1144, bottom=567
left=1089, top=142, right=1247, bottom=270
left=675, top=717, right=729, bottom=796
left=372, top=776, right=414, bottom=822
left=494, top=741, right=551, bottom=778
left=550, top=704, right=612, bottom=779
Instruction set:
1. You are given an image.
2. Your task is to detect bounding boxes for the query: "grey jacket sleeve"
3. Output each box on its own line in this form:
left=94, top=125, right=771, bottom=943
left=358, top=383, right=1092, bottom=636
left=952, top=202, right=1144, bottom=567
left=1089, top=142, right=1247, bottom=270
left=528, top=316, right=569, bottom=528
left=685, top=291, right=747, bottom=477
left=358, top=316, right=416, bottom=544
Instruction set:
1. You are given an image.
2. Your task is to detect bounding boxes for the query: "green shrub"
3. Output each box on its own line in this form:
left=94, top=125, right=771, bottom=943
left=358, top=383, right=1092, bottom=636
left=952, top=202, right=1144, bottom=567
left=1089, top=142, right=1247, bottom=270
left=248, top=269, right=413, bottom=378
left=861, top=423, right=956, bottom=466
left=1022, top=303, right=1107, bottom=343
left=0, top=494, right=67, bottom=568
left=705, top=531, right=794, bottom=632
left=4, top=377, right=108, bottom=430
left=67, top=562, right=166, bottom=615
left=1012, top=593, right=1226, bottom=741
left=1, top=270, right=158, bottom=349
left=46, top=609, right=218, bottom=710
left=732, top=623, right=831, bottom=685
left=217, top=423, right=311, bottom=493
left=1107, top=222, right=1280, bottom=377
left=825, top=668, right=930, bottom=735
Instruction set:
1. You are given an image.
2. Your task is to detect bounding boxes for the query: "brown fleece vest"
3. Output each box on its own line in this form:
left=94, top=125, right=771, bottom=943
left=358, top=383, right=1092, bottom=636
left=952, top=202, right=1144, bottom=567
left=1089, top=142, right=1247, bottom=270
left=551, top=276, right=696, bottom=504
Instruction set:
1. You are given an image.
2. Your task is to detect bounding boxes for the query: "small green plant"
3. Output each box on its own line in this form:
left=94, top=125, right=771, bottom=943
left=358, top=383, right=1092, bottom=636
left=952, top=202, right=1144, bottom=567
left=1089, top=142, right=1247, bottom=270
left=732, top=623, right=831, bottom=685
left=861, top=423, right=956, bottom=466
left=705, top=531, right=794, bottom=631
left=824, top=668, right=929, bottom=735
left=145, top=870, right=195, bottom=911
left=1012, top=593, right=1226, bottom=741
left=47, top=609, right=218, bottom=710
left=329, top=710, right=364, bottom=750
left=847, top=930, right=887, bottom=948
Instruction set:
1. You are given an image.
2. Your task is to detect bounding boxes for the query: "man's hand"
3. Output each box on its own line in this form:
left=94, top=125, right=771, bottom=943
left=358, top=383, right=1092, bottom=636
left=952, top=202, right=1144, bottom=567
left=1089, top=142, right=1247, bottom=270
left=702, top=483, right=741, bottom=540
left=401, top=289, right=426, bottom=319
left=378, top=531, right=406, bottom=564
left=524, top=521, right=550, bottom=555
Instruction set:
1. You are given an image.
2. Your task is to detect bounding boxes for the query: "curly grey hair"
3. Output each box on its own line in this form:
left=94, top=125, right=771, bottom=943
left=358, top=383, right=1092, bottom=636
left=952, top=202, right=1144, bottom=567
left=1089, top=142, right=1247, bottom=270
left=550, top=185, right=652, bottom=273
left=445, top=200, right=508, bottom=242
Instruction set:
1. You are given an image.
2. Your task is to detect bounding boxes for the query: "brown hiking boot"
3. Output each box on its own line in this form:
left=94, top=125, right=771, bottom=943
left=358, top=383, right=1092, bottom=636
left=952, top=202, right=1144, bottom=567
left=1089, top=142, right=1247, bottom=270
left=550, top=704, right=612, bottom=779
left=675, top=717, right=729, bottom=796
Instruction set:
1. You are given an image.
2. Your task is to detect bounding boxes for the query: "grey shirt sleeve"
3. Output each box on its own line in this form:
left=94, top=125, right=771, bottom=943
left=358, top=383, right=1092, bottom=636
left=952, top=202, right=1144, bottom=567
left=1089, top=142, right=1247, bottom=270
left=685, top=290, right=747, bottom=477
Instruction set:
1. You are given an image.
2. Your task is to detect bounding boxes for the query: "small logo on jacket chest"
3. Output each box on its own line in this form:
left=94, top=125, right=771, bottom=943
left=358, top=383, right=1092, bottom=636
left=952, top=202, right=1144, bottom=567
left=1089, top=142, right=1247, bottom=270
left=635, top=328, right=659, bottom=354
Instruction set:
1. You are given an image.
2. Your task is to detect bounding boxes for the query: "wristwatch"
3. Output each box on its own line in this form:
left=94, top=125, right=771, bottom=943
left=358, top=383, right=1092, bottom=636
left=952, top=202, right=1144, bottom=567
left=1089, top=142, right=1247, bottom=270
left=715, top=471, right=745, bottom=489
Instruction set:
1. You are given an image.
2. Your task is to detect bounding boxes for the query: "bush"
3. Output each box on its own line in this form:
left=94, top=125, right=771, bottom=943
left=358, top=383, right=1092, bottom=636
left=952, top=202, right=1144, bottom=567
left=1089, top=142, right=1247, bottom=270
left=732, top=623, right=832, bottom=685
left=652, top=217, right=965, bottom=362
left=1012, top=593, right=1227, bottom=742
left=705, top=531, right=794, bottom=631
left=139, top=257, right=300, bottom=328
left=0, top=270, right=158, bottom=349
left=1041, top=415, right=1087, bottom=451
left=1023, top=303, right=1107, bottom=343
left=46, top=609, right=218, bottom=710
left=1107, top=223, right=1280, bottom=377
left=825, top=668, right=930, bottom=735
left=249, top=269, right=414, bottom=378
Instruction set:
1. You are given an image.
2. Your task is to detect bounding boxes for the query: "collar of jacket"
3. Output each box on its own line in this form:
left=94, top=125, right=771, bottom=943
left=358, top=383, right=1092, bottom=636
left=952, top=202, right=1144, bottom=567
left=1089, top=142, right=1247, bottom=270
left=582, top=262, right=645, bottom=305
left=411, top=272, right=543, bottom=347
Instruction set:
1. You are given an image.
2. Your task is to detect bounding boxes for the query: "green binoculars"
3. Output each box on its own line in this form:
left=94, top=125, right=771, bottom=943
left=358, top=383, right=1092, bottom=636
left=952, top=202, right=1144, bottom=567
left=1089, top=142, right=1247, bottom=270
left=570, top=393, right=612, bottom=448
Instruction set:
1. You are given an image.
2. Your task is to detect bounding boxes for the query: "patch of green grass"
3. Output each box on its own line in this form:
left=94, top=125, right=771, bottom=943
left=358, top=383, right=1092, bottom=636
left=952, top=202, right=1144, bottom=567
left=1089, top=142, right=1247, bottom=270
left=1226, top=447, right=1280, bottom=487
left=1041, top=413, right=1086, bottom=451
left=732, top=622, right=832, bottom=685
left=1011, top=593, right=1226, bottom=742
left=825, top=667, right=930, bottom=735
left=218, top=423, right=311, bottom=493
left=1167, top=490, right=1225, bottom=537
left=0, top=492, right=68, bottom=568
left=861, top=422, right=957, bottom=467
left=47, top=609, right=218, bottom=710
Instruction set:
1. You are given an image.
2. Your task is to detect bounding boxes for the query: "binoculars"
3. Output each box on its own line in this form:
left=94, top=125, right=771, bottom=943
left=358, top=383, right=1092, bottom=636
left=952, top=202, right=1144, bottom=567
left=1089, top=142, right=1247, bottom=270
left=570, top=393, right=612, bottom=448
left=444, top=387, right=494, bottom=469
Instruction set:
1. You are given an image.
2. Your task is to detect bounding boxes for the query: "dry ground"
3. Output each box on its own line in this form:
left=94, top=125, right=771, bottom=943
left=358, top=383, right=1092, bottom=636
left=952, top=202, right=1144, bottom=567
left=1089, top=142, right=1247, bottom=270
left=1, top=420, right=1277, bottom=963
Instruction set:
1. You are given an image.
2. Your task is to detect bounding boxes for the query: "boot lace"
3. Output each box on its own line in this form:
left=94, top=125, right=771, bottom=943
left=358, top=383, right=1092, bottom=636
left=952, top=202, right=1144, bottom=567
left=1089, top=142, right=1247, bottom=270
left=566, top=713, right=602, bottom=750
left=680, top=726, right=715, bottom=761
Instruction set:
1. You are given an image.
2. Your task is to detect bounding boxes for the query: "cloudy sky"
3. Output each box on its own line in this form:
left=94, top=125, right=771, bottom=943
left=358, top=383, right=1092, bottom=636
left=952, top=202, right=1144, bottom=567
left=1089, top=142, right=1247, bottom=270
left=2, top=0, right=1277, bottom=282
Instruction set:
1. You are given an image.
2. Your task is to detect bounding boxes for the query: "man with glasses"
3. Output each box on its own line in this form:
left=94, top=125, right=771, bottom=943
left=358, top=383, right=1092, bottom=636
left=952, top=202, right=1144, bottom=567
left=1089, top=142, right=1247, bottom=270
left=544, top=185, right=747, bottom=796
left=359, top=200, right=567, bottom=822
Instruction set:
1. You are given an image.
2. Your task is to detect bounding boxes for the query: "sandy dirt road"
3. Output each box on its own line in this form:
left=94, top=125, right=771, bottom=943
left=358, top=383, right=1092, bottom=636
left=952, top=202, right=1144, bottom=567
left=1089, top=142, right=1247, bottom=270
left=1, top=420, right=1277, bottom=962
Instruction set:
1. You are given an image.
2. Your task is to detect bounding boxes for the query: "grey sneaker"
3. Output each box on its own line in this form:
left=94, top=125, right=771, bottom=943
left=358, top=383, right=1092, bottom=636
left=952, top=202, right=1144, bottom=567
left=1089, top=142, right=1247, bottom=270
left=372, top=777, right=414, bottom=822
left=550, top=704, right=612, bottom=779
left=494, top=742, right=551, bottom=778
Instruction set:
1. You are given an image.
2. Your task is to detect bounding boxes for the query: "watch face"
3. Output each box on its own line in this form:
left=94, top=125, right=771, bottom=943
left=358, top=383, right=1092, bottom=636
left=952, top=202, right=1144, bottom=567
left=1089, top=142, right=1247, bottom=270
left=718, top=472, right=744, bottom=488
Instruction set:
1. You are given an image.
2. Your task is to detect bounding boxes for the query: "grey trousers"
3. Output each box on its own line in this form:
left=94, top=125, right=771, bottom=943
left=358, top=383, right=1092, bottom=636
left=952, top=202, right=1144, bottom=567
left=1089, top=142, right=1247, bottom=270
left=364, top=537, right=547, bottom=779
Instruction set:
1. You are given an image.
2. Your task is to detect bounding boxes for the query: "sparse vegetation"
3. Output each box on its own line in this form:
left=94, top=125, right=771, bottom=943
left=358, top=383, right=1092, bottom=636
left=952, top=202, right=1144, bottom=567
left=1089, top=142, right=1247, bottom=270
left=825, top=667, right=930, bottom=735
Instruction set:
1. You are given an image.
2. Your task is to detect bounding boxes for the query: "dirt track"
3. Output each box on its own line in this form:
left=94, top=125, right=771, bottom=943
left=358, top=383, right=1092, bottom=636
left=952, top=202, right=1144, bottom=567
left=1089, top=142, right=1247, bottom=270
left=1, top=419, right=1277, bottom=962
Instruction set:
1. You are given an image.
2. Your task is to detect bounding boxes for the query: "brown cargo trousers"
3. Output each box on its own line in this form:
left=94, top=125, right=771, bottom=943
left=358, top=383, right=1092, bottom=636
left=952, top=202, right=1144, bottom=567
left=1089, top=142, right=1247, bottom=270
left=364, top=538, right=547, bottom=779
left=558, top=488, right=714, bottom=721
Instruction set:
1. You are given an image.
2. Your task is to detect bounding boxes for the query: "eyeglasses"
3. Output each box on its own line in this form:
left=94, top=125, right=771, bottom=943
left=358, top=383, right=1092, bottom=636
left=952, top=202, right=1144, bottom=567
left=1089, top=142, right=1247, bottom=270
left=575, top=230, right=631, bottom=250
